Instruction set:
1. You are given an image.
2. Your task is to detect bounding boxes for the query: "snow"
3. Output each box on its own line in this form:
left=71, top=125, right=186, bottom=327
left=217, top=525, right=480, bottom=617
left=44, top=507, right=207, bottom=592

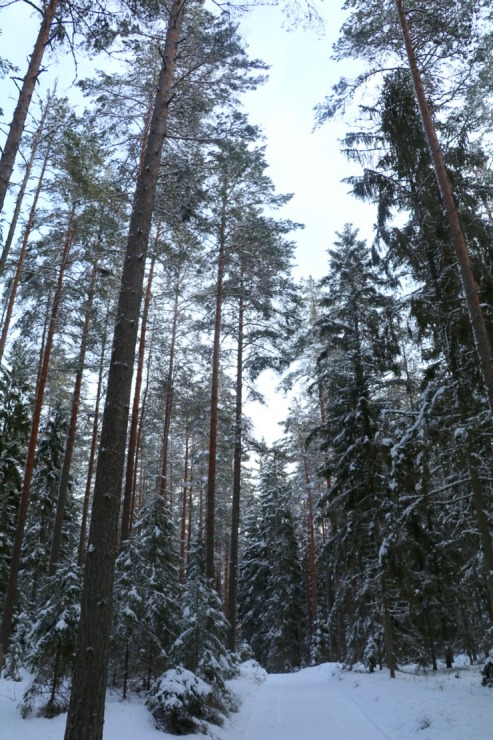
left=1, top=660, right=492, bottom=739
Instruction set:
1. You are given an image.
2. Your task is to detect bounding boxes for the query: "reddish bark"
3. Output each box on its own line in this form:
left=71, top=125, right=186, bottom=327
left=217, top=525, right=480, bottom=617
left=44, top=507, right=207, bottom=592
left=205, top=197, right=227, bottom=581
left=0, top=92, right=52, bottom=278
left=65, top=3, right=186, bottom=736
left=0, top=209, right=74, bottom=653
left=78, top=318, right=108, bottom=568
left=49, top=261, right=97, bottom=575
left=120, top=255, right=155, bottom=543
left=0, top=139, right=52, bottom=365
left=0, top=0, right=59, bottom=214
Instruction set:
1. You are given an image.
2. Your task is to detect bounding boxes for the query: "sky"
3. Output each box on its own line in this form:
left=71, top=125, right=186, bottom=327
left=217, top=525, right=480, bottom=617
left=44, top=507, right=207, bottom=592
left=0, top=0, right=377, bottom=443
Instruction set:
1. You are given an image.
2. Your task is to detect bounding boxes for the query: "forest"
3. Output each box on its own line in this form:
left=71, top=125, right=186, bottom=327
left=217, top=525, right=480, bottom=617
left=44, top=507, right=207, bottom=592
left=1, top=0, right=493, bottom=738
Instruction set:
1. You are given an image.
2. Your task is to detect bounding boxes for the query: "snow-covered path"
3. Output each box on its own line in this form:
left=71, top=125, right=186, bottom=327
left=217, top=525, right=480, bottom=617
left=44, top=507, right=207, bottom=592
left=229, top=669, right=389, bottom=740
left=1, top=660, right=491, bottom=739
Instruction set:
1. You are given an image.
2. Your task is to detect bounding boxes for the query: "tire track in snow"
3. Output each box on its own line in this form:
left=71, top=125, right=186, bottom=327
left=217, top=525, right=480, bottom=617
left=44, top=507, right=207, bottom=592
left=230, top=668, right=390, bottom=740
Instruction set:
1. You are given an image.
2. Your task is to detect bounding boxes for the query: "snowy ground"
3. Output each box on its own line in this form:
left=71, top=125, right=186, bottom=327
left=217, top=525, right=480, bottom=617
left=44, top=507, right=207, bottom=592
left=1, top=659, right=491, bottom=739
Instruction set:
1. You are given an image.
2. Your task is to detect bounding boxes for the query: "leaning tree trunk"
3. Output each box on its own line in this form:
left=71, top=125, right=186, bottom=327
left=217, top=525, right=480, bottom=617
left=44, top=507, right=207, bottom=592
left=48, top=260, right=98, bottom=576
left=0, top=207, right=75, bottom=654
left=0, top=137, right=52, bottom=365
left=0, top=91, right=52, bottom=278
left=120, top=255, right=155, bottom=543
left=0, top=0, right=59, bottom=215
left=64, top=3, right=186, bottom=737
left=227, top=289, right=244, bottom=651
left=205, top=195, right=227, bottom=582
left=395, top=0, right=493, bottom=417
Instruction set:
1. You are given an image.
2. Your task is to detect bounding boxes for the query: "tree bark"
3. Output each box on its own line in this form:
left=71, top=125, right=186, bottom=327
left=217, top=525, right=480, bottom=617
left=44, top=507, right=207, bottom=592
left=0, top=0, right=59, bottom=215
left=205, top=195, right=227, bottom=581
left=48, top=260, right=97, bottom=575
left=64, top=3, right=186, bottom=736
left=180, top=426, right=190, bottom=583
left=227, top=290, right=243, bottom=650
left=0, top=208, right=74, bottom=653
left=395, top=0, right=493, bottom=417
left=157, top=278, right=180, bottom=502
left=0, top=137, right=52, bottom=365
left=78, top=317, right=108, bottom=568
left=0, top=91, right=52, bottom=278
left=120, top=255, right=155, bottom=543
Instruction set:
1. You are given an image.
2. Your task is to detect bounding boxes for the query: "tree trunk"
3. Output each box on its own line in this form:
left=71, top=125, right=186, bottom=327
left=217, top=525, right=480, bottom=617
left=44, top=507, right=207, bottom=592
left=227, top=290, right=243, bottom=650
left=78, top=317, right=108, bottom=568
left=0, top=91, right=52, bottom=278
left=0, top=208, right=74, bottom=653
left=395, top=0, right=493, bottom=417
left=0, top=138, right=52, bottom=365
left=205, top=195, right=227, bottom=582
left=48, top=260, right=97, bottom=575
left=130, top=336, right=153, bottom=531
left=157, top=280, right=180, bottom=502
left=0, top=0, right=59, bottom=215
left=180, top=426, right=190, bottom=583
left=64, top=3, right=186, bottom=736
left=120, top=255, right=155, bottom=543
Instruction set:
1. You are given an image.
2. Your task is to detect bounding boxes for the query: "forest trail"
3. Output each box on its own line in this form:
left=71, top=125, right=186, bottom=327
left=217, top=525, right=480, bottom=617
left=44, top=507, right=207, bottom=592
left=224, top=665, right=390, bottom=740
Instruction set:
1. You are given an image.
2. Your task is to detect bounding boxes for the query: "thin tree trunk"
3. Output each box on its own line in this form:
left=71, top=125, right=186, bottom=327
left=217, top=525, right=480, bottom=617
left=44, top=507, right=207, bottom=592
left=120, top=255, right=155, bottom=543
left=227, top=290, right=243, bottom=650
left=395, top=0, right=493, bottom=416
left=48, top=261, right=97, bottom=575
left=180, top=427, right=190, bottom=583
left=0, top=91, right=52, bottom=278
left=205, top=195, right=227, bottom=581
left=129, top=344, right=153, bottom=532
left=0, top=0, right=59, bottom=215
left=78, top=318, right=108, bottom=568
left=0, top=208, right=74, bottom=653
left=0, top=138, right=52, bottom=365
left=157, top=280, right=180, bottom=502
left=64, top=3, right=186, bottom=736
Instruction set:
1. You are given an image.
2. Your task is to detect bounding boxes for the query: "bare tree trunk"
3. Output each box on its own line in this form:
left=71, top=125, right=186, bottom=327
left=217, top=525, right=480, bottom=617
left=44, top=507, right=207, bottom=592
left=48, top=261, right=97, bottom=575
left=0, top=208, right=74, bottom=653
left=78, top=318, right=108, bottom=567
left=205, top=197, right=227, bottom=581
left=0, top=91, right=52, bottom=278
left=227, top=290, right=243, bottom=650
left=120, top=255, right=155, bottom=543
left=157, top=280, right=180, bottom=502
left=395, top=0, right=493, bottom=416
left=130, top=336, right=153, bottom=532
left=180, top=426, right=190, bottom=583
left=64, top=3, right=186, bottom=736
left=0, top=138, right=52, bottom=365
left=0, top=0, right=59, bottom=215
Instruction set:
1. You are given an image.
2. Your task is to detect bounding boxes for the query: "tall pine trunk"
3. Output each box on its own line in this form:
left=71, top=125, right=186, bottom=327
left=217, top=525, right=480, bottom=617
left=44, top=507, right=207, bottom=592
left=0, top=91, right=52, bottom=278
left=0, top=0, right=59, bottom=215
left=227, top=289, right=243, bottom=650
left=78, top=317, right=108, bottom=567
left=120, top=255, right=155, bottom=542
left=157, top=279, right=180, bottom=502
left=64, top=3, right=186, bottom=737
left=0, top=138, right=52, bottom=365
left=205, top=195, right=227, bottom=581
left=395, top=0, right=493, bottom=416
left=48, top=260, right=98, bottom=575
left=0, top=208, right=74, bottom=653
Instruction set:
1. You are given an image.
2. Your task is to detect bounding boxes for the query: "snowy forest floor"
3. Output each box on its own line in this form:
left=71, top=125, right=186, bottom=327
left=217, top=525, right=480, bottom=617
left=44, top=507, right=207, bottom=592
left=1, top=659, right=491, bottom=740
